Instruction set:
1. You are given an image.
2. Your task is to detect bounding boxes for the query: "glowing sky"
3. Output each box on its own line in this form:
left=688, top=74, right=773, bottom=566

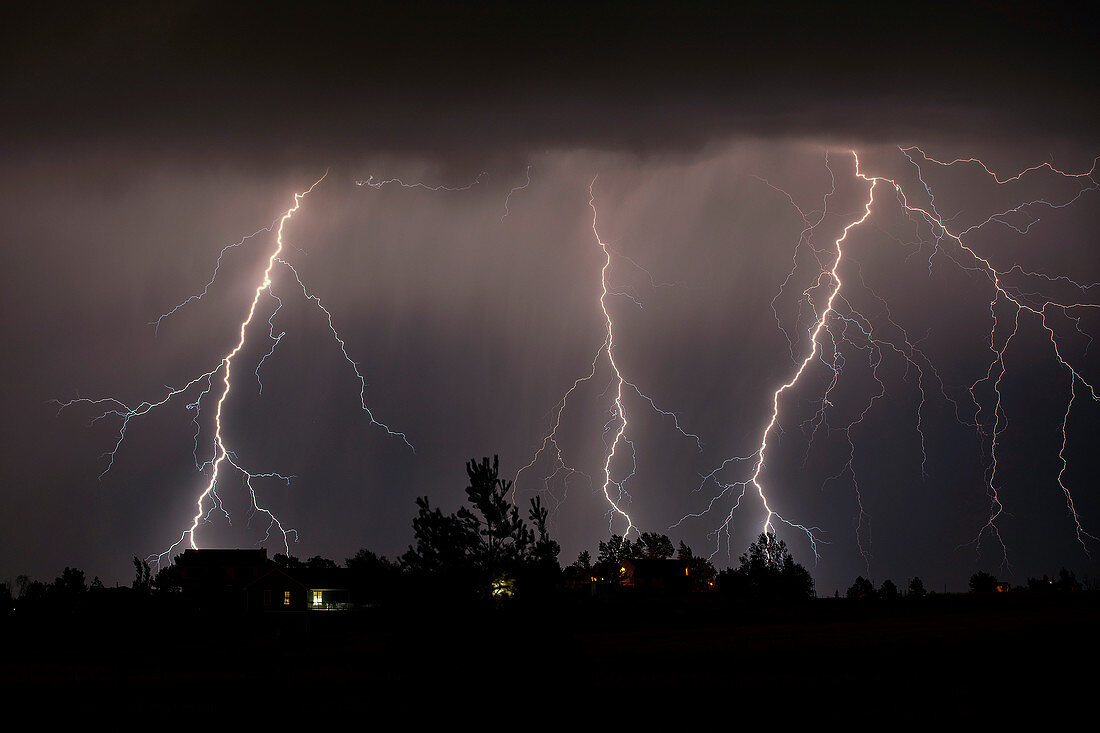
left=2, top=2, right=1096, bottom=593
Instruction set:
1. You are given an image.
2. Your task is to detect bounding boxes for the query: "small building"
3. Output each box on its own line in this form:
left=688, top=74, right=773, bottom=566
left=244, top=567, right=353, bottom=614
left=245, top=567, right=308, bottom=613
left=618, top=558, right=692, bottom=593
left=175, top=548, right=270, bottom=611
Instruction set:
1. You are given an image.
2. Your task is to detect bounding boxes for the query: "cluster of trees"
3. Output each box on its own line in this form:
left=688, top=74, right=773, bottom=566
left=1025, top=568, right=1083, bottom=592
left=969, top=568, right=1083, bottom=594
left=0, top=458, right=822, bottom=612
left=400, top=455, right=562, bottom=599
left=719, top=533, right=815, bottom=602
left=566, top=531, right=719, bottom=592
left=564, top=531, right=816, bottom=602
left=840, top=566, right=1086, bottom=600
left=1, top=558, right=194, bottom=616
left=0, top=566, right=101, bottom=614
left=845, top=575, right=926, bottom=601
left=11, top=455, right=1087, bottom=614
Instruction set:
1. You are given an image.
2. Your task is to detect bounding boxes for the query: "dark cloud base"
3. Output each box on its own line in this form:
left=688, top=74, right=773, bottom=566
left=2, top=3, right=1097, bottom=592
left=3, top=1, right=1096, bottom=164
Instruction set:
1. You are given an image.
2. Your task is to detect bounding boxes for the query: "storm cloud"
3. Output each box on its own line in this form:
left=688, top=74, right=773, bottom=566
left=2, top=2, right=1096, bottom=594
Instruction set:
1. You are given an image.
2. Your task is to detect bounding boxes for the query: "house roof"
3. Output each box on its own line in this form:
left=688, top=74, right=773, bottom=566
left=245, top=566, right=351, bottom=590
left=245, top=566, right=309, bottom=591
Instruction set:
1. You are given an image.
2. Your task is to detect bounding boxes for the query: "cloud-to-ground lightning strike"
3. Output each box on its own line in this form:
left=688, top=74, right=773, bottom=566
left=681, top=148, right=1097, bottom=573
left=356, top=164, right=698, bottom=530
left=56, top=172, right=416, bottom=567
left=514, top=177, right=703, bottom=534
left=886, top=148, right=1100, bottom=565
left=52, top=147, right=1096, bottom=578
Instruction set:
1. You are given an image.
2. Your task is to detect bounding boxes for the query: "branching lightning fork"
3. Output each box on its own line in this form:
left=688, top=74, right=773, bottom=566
left=514, top=176, right=703, bottom=535
left=57, top=172, right=414, bottom=568
left=55, top=148, right=1097, bottom=577
left=680, top=148, right=1098, bottom=572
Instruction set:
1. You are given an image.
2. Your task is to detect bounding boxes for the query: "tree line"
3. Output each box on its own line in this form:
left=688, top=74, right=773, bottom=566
left=1, top=455, right=1089, bottom=615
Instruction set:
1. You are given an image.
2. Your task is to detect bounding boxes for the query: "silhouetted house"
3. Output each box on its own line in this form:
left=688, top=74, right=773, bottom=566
left=176, top=548, right=270, bottom=610
left=245, top=567, right=353, bottom=614
left=245, top=567, right=307, bottom=613
left=618, top=558, right=692, bottom=592
left=994, top=581, right=1012, bottom=593
left=296, top=567, right=353, bottom=611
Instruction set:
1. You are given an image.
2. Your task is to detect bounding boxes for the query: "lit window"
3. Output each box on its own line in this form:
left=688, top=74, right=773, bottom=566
left=313, top=590, right=322, bottom=606
left=283, top=590, right=290, bottom=606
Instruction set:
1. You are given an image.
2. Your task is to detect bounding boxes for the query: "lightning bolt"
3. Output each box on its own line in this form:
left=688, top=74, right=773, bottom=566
left=514, top=176, right=703, bottom=535
left=55, top=147, right=1096, bottom=578
left=883, top=148, right=1099, bottom=566
left=355, top=164, right=701, bottom=530
left=57, top=171, right=415, bottom=568
left=501, top=165, right=532, bottom=223
left=355, top=171, right=488, bottom=191
left=680, top=147, right=1097, bottom=574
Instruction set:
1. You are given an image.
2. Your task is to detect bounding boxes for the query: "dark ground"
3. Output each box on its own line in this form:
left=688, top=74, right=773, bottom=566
left=2, top=592, right=1095, bottom=721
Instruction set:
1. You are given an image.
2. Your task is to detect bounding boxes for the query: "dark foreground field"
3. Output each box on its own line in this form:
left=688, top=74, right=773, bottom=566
left=3, top=593, right=1095, bottom=720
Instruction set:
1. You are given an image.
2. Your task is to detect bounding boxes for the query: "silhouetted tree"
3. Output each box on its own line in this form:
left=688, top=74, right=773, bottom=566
left=152, top=563, right=182, bottom=594
left=306, top=555, right=338, bottom=570
left=403, top=456, right=561, bottom=599
left=527, top=495, right=562, bottom=580
left=1055, top=567, right=1082, bottom=592
left=571, top=550, right=592, bottom=573
left=564, top=550, right=593, bottom=588
left=677, top=541, right=717, bottom=591
left=907, top=576, right=926, bottom=599
left=21, top=580, right=49, bottom=611
left=273, top=553, right=305, bottom=569
left=879, top=579, right=899, bottom=601
left=635, top=532, right=675, bottom=560
left=969, top=571, right=997, bottom=593
left=597, top=535, right=635, bottom=566
left=346, top=549, right=398, bottom=574
left=720, top=533, right=815, bottom=602
left=42, top=567, right=88, bottom=613
left=54, top=567, right=86, bottom=597
left=132, top=556, right=152, bottom=593
left=456, top=456, right=532, bottom=577
left=846, top=576, right=875, bottom=600
left=1029, top=568, right=1083, bottom=592
left=402, top=496, right=474, bottom=577
left=1027, top=574, right=1053, bottom=592
left=345, top=549, right=402, bottom=602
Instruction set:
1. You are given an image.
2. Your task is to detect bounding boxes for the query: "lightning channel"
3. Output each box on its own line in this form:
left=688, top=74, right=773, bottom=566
left=514, top=176, right=703, bottom=535
left=58, top=171, right=416, bottom=568
left=680, top=146, right=1097, bottom=574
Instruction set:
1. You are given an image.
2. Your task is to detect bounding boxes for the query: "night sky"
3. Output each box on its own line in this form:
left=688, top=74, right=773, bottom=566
left=2, top=1, right=1097, bottom=595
